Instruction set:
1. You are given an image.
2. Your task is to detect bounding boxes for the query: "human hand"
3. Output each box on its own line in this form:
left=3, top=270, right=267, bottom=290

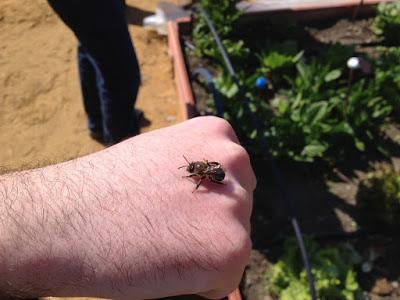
left=0, top=116, right=256, bottom=299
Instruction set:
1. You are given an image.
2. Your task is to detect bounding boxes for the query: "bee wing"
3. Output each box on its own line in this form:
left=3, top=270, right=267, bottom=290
left=210, top=167, right=225, bottom=181
left=208, top=161, right=222, bottom=168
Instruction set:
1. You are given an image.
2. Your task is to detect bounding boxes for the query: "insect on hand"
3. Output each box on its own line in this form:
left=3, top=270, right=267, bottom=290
left=179, top=155, right=225, bottom=192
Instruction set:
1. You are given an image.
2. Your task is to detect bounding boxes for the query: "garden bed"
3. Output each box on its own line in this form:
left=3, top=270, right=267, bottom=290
left=170, top=1, right=400, bottom=299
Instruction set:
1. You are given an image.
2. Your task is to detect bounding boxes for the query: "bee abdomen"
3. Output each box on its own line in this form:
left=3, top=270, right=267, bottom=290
left=214, top=168, right=225, bottom=181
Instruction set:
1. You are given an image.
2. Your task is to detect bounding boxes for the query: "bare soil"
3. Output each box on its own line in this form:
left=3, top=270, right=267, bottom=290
left=0, top=0, right=182, bottom=173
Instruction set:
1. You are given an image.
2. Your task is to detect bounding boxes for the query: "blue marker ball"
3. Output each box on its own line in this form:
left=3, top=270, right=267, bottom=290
left=255, top=76, right=268, bottom=89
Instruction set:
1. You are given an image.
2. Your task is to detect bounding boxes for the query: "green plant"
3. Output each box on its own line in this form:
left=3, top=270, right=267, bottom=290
left=212, top=71, right=273, bottom=142
left=192, top=0, right=249, bottom=63
left=358, top=165, right=400, bottom=227
left=211, top=53, right=395, bottom=162
left=372, top=2, right=400, bottom=45
left=258, top=40, right=304, bottom=86
left=374, top=47, right=400, bottom=115
left=320, top=43, right=355, bottom=69
left=267, top=237, right=363, bottom=300
left=264, top=58, right=393, bottom=162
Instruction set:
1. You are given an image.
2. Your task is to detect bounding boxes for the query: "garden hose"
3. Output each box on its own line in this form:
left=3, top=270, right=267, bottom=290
left=197, top=6, right=318, bottom=300
left=191, top=67, right=224, bottom=118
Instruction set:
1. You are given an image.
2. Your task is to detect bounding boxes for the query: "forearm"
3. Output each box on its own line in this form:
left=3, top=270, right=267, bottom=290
left=0, top=156, right=99, bottom=297
left=0, top=151, right=158, bottom=298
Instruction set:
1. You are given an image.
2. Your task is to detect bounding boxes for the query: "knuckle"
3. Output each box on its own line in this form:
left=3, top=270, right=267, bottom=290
left=214, top=117, right=234, bottom=133
left=237, top=231, right=252, bottom=259
left=200, top=225, right=251, bottom=299
left=222, top=186, right=251, bottom=222
left=188, top=116, right=238, bottom=143
left=230, top=144, right=251, bottom=165
left=217, top=224, right=251, bottom=269
left=226, top=205, right=252, bottom=253
left=205, top=117, right=238, bottom=142
left=225, top=228, right=252, bottom=270
left=190, top=116, right=229, bottom=129
left=225, top=144, right=257, bottom=191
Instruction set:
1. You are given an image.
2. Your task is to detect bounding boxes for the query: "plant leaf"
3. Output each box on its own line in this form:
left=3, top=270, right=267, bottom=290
left=304, top=101, right=328, bottom=125
left=226, top=83, right=239, bottom=98
left=292, top=50, right=305, bottom=63
left=354, top=138, right=365, bottom=151
left=331, top=123, right=354, bottom=135
left=301, top=144, right=327, bottom=158
left=324, top=69, right=342, bottom=82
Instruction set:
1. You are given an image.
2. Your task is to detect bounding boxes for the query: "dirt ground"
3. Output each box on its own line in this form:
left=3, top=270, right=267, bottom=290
left=0, top=0, right=182, bottom=173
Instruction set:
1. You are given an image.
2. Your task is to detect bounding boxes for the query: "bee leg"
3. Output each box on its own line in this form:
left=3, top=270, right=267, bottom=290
left=193, top=178, right=203, bottom=192
left=193, top=174, right=207, bottom=192
left=183, top=174, right=199, bottom=179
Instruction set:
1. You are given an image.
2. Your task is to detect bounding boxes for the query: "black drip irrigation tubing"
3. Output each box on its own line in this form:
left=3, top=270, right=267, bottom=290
left=197, top=6, right=318, bottom=300
left=191, top=68, right=224, bottom=118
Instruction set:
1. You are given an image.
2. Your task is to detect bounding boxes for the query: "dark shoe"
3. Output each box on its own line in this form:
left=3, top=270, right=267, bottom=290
left=89, top=131, right=106, bottom=145
left=89, top=110, right=143, bottom=146
left=135, top=108, right=144, bottom=120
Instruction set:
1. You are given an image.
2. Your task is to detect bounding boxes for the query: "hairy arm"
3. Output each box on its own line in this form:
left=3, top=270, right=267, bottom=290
left=0, top=117, right=255, bottom=299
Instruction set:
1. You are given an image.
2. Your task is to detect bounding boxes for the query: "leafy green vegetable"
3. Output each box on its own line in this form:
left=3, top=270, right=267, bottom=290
left=372, top=2, right=400, bottom=45
left=257, top=40, right=304, bottom=86
left=259, top=40, right=302, bottom=71
left=192, top=0, right=249, bottom=63
left=373, top=47, right=400, bottom=116
left=320, top=44, right=355, bottom=69
left=267, top=237, right=362, bottom=300
left=324, top=69, right=342, bottom=82
left=263, top=57, right=393, bottom=162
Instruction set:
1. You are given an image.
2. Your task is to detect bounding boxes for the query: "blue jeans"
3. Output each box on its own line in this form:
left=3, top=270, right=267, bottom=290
left=47, top=0, right=141, bottom=145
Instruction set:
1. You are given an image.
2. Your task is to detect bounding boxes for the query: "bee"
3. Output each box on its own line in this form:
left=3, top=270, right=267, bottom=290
left=179, top=156, right=225, bottom=191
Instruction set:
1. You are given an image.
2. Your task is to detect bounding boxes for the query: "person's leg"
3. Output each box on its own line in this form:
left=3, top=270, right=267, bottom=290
left=77, top=45, right=104, bottom=141
left=47, top=0, right=141, bottom=145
